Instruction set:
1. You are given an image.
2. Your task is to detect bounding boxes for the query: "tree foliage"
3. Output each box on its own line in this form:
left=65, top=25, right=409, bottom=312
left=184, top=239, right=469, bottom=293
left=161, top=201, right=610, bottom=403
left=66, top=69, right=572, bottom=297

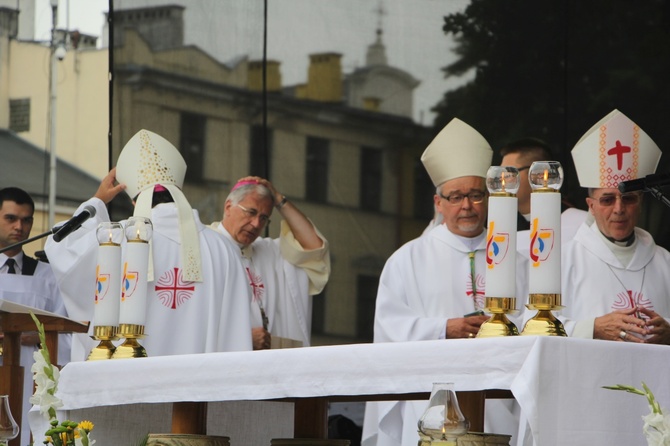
left=433, top=0, right=670, bottom=245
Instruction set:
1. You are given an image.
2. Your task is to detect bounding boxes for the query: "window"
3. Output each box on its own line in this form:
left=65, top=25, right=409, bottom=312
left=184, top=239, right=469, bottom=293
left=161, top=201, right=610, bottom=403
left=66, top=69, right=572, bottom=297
left=360, top=147, right=382, bottom=211
left=9, top=98, right=30, bottom=133
left=356, top=275, right=379, bottom=342
left=249, top=125, right=272, bottom=178
left=305, top=136, right=329, bottom=203
left=414, top=156, right=435, bottom=219
left=179, top=113, right=206, bottom=182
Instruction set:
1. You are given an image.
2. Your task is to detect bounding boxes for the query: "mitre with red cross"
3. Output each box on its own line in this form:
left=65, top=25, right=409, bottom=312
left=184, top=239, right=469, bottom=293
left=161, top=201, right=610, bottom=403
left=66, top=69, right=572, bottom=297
left=571, top=109, right=661, bottom=188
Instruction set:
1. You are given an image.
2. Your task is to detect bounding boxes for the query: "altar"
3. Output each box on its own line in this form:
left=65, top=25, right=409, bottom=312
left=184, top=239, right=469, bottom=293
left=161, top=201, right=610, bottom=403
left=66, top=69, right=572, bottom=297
left=33, top=336, right=670, bottom=446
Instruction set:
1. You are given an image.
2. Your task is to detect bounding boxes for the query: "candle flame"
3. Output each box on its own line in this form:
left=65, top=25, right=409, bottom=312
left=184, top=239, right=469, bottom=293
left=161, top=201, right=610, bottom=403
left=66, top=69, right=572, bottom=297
left=108, top=231, right=113, bottom=243
left=136, top=228, right=141, bottom=240
left=501, top=172, right=506, bottom=192
left=543, top=169, right=549, bottom=188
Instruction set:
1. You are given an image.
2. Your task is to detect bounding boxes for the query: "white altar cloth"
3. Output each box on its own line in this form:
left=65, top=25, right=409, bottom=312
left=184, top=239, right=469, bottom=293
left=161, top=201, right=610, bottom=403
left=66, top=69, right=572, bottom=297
left=38, top=336, right=670, bottom=446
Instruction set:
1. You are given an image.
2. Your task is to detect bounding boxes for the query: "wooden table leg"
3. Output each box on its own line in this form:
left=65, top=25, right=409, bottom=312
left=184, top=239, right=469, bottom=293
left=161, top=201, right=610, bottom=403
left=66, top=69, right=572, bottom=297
left=293, top=397, right=328, bottom=439
left=171, top=402, right=207, bottom=435
left=456, top=391, right=485, bottom=433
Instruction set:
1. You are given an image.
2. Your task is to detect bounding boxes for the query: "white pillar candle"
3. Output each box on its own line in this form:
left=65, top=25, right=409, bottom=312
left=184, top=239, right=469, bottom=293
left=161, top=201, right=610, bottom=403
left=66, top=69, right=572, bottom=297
left=528, top=161, right=563, bottom=295
left=485, top=166, right=520, bottom=299
left=486, top=195, right=518, bottom=298
left=120, top=217, right=153, bottom=326
left=529, top=192, right=561, bottom=293
left=94, top=223, right=123, bottom=327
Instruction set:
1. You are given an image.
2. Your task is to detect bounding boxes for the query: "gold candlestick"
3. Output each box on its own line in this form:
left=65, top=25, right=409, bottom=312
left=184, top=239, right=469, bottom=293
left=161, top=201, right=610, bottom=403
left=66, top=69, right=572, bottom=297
left=111, top=323, right=147, bottom=358
left=477, top=297, right=519, bottom=337
left=521, top=162, right=567, bottom=336
left=477, top=167, right=520, bottom=337
left=521, top=293, right=567, bottom=336
left=87, top=325, right=118, bottom=360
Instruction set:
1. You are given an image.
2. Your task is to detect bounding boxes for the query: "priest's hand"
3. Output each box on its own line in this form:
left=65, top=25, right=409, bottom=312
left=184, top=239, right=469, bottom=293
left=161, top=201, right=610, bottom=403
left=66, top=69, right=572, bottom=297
left=594, top=307, right=646, bottom=342
left=94, top=168, right=126, bottom=204
left=638, top=307, right=670, bottom=345
left=252, top=327, right=271, bottom=350
left=446, top=315, right=488, bottom=339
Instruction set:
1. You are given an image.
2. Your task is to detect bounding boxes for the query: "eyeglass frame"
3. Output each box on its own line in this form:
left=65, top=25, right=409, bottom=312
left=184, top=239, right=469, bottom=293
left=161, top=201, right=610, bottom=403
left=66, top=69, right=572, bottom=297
left=438, top=190, right=487, bottom=205
left=236, top=203, right=271, bottom=225
left=517, top=166, right=531, bottom=172
left=591, top=192, right=641, bottom=207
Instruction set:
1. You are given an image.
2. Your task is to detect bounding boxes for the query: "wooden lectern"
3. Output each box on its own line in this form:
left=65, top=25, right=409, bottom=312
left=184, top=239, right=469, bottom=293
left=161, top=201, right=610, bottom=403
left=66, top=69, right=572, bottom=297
left=0, top=301, right=88, bottom=446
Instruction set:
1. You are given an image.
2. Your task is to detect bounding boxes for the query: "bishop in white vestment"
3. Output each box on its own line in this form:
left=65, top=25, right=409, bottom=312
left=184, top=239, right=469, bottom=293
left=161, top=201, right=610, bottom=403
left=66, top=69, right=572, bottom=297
left=363, top=119, right=529, bottom=446
left=559, top=110, right=670, bottom=344
left=45, top=130, right=253, bottom=360
left=213, top=176, right=330, bottom=349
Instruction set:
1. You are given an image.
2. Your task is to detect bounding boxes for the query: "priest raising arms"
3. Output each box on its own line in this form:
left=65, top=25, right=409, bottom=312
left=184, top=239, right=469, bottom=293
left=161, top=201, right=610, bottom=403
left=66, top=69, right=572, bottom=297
left=211, top=176, right=330, bottom=349
left=45, top=130, right=252, bottom=360
left=561, top=110, right=670, bottom=344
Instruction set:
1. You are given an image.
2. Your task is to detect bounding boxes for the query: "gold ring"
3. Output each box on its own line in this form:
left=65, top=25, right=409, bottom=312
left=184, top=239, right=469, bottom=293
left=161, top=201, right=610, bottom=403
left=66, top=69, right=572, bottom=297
left=619, top=330, right=627, bottom=340
left=468, top=333, right=475, bottom=339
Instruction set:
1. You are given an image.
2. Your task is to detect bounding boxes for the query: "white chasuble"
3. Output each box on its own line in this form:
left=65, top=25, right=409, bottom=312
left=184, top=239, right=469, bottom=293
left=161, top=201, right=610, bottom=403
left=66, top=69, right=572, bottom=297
left=560, top=221, right=670, bottom=338
left=45, top=198, right=252, bottom=361
left=215, top=220, right=330, bottom=348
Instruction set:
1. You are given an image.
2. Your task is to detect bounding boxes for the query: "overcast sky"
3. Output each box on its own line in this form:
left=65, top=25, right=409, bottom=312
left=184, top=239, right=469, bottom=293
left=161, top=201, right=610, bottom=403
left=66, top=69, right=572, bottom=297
left=30, top=0, right=473, bottom=125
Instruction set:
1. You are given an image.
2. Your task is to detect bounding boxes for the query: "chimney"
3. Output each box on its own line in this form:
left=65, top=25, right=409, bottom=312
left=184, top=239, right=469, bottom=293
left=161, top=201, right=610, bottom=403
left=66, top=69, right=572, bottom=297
left=110, top=5, right=185, bottom=51
left=304, top=52, right=342, bottom=102
left=248, top=60, right=282, bottom=92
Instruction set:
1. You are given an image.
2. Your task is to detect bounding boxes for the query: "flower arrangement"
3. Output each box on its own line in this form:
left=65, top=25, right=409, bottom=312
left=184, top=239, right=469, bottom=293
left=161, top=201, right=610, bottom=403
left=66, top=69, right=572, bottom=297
left=604, top=382, right=670, bottom=446
left=29, top=312, right=95, bottom=446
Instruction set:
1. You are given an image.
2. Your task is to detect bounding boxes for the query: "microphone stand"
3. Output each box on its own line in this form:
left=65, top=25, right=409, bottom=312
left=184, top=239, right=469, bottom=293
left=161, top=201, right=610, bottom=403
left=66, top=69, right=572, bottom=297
left=645, top=185, right=670, bottom=209
left=0, top=229, right=55, bottom=255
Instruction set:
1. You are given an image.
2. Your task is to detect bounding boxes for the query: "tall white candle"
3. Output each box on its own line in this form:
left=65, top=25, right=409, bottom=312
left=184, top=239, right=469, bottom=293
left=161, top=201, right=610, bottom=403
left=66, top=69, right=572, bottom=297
left=485, top=167, right=519, bottom=298
left=94, top=222, right=123, bottom=327
left=528, top=162, right=563, bottom=294
left=486, top=196, right=518, bottom=297
left=120, top=217, right=153, bottom=326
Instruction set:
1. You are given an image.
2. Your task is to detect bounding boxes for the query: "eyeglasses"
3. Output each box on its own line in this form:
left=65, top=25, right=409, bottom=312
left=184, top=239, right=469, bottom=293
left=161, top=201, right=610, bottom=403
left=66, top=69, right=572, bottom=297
left=236, top=203, right=271, bottom=225
left=517, top=166, right=531, bottom=172
left=593, top=193, right=641, bottom=207
left=439, top=191, right=486, bottom=205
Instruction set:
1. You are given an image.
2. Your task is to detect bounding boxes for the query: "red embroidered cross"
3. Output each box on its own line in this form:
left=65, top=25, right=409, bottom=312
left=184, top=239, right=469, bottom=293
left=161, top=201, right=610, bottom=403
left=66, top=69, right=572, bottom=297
left=155, top=267, right=195, bottom=309
left=245, top=267, right=265, bottom=303
left=607, top=140, right=631, bottom=170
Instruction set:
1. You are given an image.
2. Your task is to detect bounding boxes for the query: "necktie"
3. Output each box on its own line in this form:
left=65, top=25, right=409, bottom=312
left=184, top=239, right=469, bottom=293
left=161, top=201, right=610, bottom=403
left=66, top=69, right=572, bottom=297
left=5, top=258, right=16, bottom=274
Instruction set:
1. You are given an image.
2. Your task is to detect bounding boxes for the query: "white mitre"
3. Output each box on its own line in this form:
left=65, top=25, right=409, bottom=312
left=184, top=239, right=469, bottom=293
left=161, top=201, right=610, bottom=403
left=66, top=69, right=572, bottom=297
left=116, top=129, right=202, bottom=282
left=571, top=109, right=661, bottom=188
left=421, top=118, right=493, bottom=186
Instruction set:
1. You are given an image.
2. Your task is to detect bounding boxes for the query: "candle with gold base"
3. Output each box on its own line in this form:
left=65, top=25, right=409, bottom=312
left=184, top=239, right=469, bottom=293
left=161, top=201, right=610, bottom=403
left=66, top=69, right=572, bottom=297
left=88, top=222, right=123, bottom=360
left=521, top=161, right=567, bottom=336
left=478, top=166, right=519, bottom=337
left=113, top=216, right=153, bottom=359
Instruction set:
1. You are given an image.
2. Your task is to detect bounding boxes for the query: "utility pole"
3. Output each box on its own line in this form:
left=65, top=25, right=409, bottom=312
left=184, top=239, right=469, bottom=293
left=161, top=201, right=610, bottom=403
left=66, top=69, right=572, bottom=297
left=48, top=0, right=60, bottom=228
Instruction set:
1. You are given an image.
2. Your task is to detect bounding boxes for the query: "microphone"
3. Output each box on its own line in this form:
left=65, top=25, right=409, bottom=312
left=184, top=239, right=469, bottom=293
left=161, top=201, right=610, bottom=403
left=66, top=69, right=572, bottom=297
left=52, top=205, right=97, bottom=242
left=618, top=172, right=670, bottom=193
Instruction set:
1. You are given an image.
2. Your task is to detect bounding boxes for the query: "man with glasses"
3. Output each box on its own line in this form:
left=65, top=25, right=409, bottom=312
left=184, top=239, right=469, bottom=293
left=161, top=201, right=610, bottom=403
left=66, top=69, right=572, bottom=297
left=212, top=176, right=330, bottom=350
left=560, top=110, right=670, bottom=344
left=362, top=119, right=529, bottom=446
